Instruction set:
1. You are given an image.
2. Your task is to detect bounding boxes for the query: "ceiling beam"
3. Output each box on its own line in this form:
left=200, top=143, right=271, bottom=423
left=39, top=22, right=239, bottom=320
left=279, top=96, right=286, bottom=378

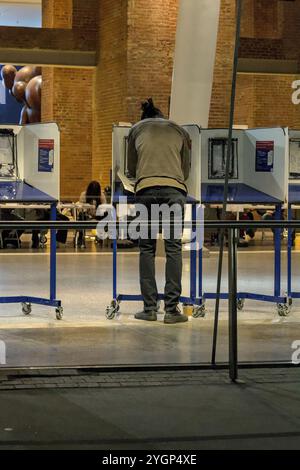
left=0, top=26, right=97, bottom=67
left=0, top=48, right=96, bottom=67
left=238, top=58, right=299, bottom=74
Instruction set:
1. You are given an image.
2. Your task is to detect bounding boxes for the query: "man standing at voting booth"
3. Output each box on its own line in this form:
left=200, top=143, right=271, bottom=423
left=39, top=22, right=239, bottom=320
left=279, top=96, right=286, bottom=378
left=127, top=98, right=191, bottom=324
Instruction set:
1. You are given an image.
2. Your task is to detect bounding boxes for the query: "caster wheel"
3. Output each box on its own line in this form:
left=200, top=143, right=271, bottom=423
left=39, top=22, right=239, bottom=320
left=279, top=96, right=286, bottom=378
left=56, top=307, right=63, bottom=320
left=192, top=304, right=206, bottom=318
left=106, top=300, right=120, bottom=320
left=237, top=299, right=245, bottom=311
left=22, top=302, right=32, bottom=316
left=277, top=303, right=290, bottom=317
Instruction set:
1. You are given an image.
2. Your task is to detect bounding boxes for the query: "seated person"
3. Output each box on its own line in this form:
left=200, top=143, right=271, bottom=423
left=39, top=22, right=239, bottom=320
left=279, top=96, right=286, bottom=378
left=0, top=209, right=24, bottom=249
left=79, top=180, right=106, bottom=215
left=240, top=209, right=256, bottom=242
left=31, top=209, right=69, bottom=249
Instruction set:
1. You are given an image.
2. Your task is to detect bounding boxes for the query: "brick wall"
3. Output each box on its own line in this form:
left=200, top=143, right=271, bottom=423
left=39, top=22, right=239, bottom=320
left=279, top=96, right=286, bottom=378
left=41, top=0, right=300, bottom=193
left=208, top=0, right=300, bottom=129
left=42, top=0, right=72, bottom=29
left=209, top=0, right=236, bottom=127
left=92, top=0, right=178, bottom=187
left=127, top=0, right=178, bottom=123
left=235, top=74, right=255, bottom=127
left=42, top=0, right=96, bottom=200
left=235, top=74, right=300, bottom=129
left=239, top=0, right=300, bottom=61
left=92, top=0, right=128, bottom=187
left=253, top=0, right=282, bottom=40
left=235, top=0, right=300, bottom=128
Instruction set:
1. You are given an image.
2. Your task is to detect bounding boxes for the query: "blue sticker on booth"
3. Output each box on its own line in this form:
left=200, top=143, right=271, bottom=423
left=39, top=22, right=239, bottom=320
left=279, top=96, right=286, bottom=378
left=256, top=141, right=274, bottom=172
left=38, top=139, right=54, bottom=172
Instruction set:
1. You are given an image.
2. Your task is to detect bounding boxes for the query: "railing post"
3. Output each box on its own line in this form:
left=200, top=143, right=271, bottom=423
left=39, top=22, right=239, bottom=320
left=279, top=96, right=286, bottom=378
left=228, top=228, right=238, bottom=382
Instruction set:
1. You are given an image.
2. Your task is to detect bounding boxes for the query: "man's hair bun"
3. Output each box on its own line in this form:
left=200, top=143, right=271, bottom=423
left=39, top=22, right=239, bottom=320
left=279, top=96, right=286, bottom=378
left=141, top=98, right=164, bottom=120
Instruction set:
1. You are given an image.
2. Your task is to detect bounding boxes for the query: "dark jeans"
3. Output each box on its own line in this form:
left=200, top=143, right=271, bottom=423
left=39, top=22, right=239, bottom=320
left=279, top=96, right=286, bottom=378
left=135, top=186, right=186, bottom=313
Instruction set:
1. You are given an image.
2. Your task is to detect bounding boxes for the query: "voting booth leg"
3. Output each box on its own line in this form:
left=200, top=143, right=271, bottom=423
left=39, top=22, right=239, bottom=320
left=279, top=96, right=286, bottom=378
left=106, top=212, right=121, bottom=320
left=0, top=201, right=63, bottom=320
left=50, top=204, right=57, bottom=302
left=193, top=247, right=207, bottom=318
left=283, top=204, right=294, bottom=315
left=113, top=237, right=118, bottom=301
left=287, top=205, right=293, bottom=299
left=185, top=204, right=206, bottom=318
left=198, top=248, right=203, bottom=302
left=190, top=204, right=197, bottom=302
left=274, top=205, right=281, bottom=299
left=274, top=204, right=290, bottom=316
left=228, top=229, right=238, bottom=382
left=50, top=204, right=63, bottom=320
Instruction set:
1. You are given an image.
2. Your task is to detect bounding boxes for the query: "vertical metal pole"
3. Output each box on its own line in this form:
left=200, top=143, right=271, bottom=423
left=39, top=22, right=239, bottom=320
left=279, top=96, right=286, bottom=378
left=190, top=204, right=197, bottom=302
left=287, top=205, right=292, bottom=298
left=50, top=203, right=57, bottom=301
left=274, top=204, right=281, bottom=299
left=199, top=247, right=203, bottom=301
left=228, top=228, right=238, bottom=382
left=212, top=0, right=243, bottom=365
left=113, top=206, right=118, bottom=300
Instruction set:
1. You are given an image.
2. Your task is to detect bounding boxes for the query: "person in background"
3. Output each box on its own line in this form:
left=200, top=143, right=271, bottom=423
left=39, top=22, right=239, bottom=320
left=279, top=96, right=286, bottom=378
left=0, top=209, right=24, bottom=249
left=32, top=209, right=69, bottom=249
left=77, top=181, right=106, bottom=246
left=127, top=98, right=191, bottom=324
left=79, top=181, right=106, bottom=217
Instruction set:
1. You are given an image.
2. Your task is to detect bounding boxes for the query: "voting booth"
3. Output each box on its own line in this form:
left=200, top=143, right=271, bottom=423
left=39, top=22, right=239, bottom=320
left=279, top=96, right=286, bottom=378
left=107, top=124, right=203, bottom=319
left=0, top=122, right=60, bottom=199
left=109, top=124, right=290, bottom=319
left=0, top=122, right=63, bottom=319
left=201, top=127, right=287, bottom=204
left=199, top=127, right=289, bottom=314
left=112, top=124, right=201, bottom=201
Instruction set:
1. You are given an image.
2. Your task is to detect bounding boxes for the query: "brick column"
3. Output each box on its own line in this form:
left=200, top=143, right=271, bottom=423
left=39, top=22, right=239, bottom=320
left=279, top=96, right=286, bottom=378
left=209, top=0, right=237, bottom=127
left=92, top=0, right=128, bottom=187
left=42, top=0, right=96, bottom=200
left=92, top=0, right=179, bottom=187
left=235, top=0, right=300, bottom=128
left=127, top=0, right=178, bottom=123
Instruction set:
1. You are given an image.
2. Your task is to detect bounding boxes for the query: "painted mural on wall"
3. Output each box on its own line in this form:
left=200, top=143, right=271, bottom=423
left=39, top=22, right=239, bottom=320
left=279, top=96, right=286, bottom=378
left=0, top=65, right=42, bottom=125
left=0, top=66, right=22, bottom=124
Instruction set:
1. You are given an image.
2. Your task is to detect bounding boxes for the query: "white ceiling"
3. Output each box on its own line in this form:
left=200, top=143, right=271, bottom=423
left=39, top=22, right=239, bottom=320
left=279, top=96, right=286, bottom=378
left=0, top=1, right=41, bottom=27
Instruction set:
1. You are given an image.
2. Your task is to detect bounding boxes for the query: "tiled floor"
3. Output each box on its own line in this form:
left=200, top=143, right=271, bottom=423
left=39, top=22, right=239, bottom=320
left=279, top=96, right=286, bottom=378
left=0, top=247, right=299, bottom=367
